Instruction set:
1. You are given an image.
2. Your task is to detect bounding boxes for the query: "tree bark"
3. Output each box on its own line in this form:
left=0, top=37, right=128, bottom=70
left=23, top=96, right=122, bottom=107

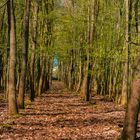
left=121, top=0, right=132, bottom=106
left=37, top=56, right=45, bottom=96
left=30, top=1, right=39, bottom=101
left=8, top=0, right=18, bottom=115
left=121, top=0, right=139, bottom=139
left=18, top=0, right=30, bottom=108
left=80, top=0, right=98, bottom=101
left=121, top=57, right=140, bottom=140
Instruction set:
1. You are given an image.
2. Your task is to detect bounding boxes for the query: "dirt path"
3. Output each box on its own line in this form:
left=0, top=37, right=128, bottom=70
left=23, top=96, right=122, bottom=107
left=0, top=81, right=125, bottom=140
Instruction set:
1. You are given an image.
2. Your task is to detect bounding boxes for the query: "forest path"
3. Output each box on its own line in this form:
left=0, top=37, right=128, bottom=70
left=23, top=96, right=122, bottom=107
left=0, top=81, right=125, bottom=140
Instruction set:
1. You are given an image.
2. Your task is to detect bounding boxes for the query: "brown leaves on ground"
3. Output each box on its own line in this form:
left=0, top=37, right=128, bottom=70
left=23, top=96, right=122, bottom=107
left=0, top=81, right=125, bottom=140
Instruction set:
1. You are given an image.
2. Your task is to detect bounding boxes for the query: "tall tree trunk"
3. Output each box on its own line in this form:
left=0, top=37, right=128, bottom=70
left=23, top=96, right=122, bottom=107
left=121, top=57, right=140, bottom=140
left=8, top=0, right=18, bottom=115
left=30, top=1, right=39, bottom=101
left=121, top=0, right=132, bottom=106
left=80, top=0, right=98, bottom=101
left=6, top=1, right=11, bottom=99
left=17, top=0, right=30, bottom=108
left=121, top=0, right=139, bottom=139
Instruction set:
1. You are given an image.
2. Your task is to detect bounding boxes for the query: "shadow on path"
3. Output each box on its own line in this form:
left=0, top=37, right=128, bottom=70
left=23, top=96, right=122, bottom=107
left=0, top=81, right=125, bottom=140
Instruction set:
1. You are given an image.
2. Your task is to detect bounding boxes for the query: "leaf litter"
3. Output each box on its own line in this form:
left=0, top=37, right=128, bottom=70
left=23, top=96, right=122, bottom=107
left=0, top=81, right=125, bottom=140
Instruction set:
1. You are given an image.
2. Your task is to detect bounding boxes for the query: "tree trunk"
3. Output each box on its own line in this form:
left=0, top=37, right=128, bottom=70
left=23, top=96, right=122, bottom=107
left=38, top=56, right=45, bottom=96
left=121, top=0, right=139, bottom=139
left=30, top=1, right=39, bottom=101
left=121, top=0, right=132, bottom=106
left=80, top=0, right=98, bottom=101
left=0, top=54, right=3, bottom=89
left=18, top=0, right=30, bottom=109
left=8, top=0, right=18, bottom=115
left=6, top=1, right=11, bottom=100
left=121, top=57, right=140, bottom=140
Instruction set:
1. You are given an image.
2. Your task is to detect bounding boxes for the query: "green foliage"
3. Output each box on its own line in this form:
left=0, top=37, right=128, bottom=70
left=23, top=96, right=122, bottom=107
left=53, top=0, right=140, bottom=99
left=0, top=0, right=140, bottom=101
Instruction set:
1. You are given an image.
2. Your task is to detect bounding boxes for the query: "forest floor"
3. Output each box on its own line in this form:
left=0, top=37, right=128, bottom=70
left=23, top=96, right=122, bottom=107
left=0, top=81, right=126, bottom=140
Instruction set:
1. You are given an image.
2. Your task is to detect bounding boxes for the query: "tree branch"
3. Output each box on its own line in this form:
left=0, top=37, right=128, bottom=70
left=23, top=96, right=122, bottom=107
left=0, top=0, right=8, bottom=9
left=127, top=41, right=140, bottom=46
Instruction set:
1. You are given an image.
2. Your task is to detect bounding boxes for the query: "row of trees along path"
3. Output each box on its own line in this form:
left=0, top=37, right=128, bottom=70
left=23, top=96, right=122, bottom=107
left=1, top=0, right=140, bottom=140
left=1, top=81, right=140, bottom=140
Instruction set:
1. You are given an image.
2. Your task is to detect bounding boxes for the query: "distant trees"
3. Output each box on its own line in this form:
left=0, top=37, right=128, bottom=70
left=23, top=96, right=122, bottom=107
left=56, top=0, right=139, bottom=100
left=56, top=0, right=126, bottom=102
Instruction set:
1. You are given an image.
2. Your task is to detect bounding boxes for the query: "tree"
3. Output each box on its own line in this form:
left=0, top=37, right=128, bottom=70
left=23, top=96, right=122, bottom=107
left=121, top=0, right=132, bottom=107
left=80, top=0, right=99, bottom=101
left=17, top=0, right=31, bottom=108
left=30, top=0, right=39, bottom=101
left=8, top=0, right=18, bottom=115
left=121, top=57, right=140, bottom=140
left=120, top=0, right=140, bottom=139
